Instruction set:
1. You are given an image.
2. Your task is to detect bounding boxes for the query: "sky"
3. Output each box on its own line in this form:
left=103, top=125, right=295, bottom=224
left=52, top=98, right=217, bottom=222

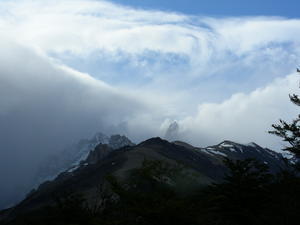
left=1, top=0, right=300, bottom=208
left=111, top=0, right=300, bottom=18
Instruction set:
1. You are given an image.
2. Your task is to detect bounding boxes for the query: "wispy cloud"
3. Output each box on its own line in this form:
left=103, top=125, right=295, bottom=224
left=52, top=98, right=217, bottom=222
left=2, top=1, right=300, bottom=70
left=2, top=0, right=299, bottom=105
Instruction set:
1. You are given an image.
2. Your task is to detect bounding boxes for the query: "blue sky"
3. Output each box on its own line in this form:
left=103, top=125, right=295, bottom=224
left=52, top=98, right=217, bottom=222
left=111, top=0, right=299, bottom=17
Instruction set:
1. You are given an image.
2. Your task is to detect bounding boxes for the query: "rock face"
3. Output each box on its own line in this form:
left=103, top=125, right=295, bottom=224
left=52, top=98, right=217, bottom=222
left=1, top=137, right=289, bottom=223
left=85, top=144, right=113, bottom=165
left=164, top=121, right=179, bottom=141
left=108, top=135, right=134, bottom=150
left=34, top=133, right=135, bottom=188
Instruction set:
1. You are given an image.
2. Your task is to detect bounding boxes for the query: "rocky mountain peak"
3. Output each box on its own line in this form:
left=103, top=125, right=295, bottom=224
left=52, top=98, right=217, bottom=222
left=34, top=132, right=135, bottom=188
left=165, top=121, right=179, bottom=141
left=92, top=132, right=109, bottom=144
left=109, top=134, right=134, bottom=149
left=85, top=144, right=112, bottom=165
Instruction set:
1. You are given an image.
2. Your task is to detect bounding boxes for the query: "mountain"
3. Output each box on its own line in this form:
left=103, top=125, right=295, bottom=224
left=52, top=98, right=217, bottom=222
left=0, top=137, right=289, bottom=224
left=196, top=140, right=287, bottom=173
left=33, top=133, right=135, bottom=187
left=164, top=121, right=179, bottom=141
left=0, top=132, right=134, bottom=212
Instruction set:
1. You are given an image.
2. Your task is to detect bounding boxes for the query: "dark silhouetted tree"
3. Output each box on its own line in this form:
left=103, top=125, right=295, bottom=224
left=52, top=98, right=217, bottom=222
left=207, top=158, right=272, bottom=225
left=269, top=69, right=300, bottom=157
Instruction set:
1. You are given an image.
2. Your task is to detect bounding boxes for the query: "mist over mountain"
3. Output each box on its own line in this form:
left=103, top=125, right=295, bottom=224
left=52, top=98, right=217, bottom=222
left=34, top=133, right=135, bottom=188
left=0, top=132, right=134, bottom=210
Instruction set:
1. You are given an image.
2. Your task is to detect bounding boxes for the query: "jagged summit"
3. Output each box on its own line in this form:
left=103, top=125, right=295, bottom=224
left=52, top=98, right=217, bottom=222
left=89, top=132, right=134, bottom=148
left=164, top=121, right=179, bottom=141
left=109, top=134, right=134, bottom=149
left=33, top=132, right=134, bottom=188
left=91, top=132, right=109, bottom=144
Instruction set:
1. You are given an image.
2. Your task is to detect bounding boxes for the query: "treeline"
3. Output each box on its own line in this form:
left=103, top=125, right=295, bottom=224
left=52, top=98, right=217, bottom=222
left=5, top=158, right=300, bottom=225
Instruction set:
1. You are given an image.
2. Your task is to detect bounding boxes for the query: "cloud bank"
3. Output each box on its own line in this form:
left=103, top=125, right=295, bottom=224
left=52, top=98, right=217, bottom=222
left=175, top=74, right=300, bottom=148
left=0, top=0, right=300, bottom=208
left=0, top=38, right=160, bottom=208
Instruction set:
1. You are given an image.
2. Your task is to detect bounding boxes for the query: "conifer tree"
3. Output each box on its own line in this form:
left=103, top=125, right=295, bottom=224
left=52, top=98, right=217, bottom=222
left=269, top=69, right=300, bottom=157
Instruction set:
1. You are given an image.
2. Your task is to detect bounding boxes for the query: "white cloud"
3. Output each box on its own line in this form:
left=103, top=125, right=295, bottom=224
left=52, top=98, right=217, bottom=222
left=0, top=0, right=299, bottom=105
left=1, top=0, right=300, bottom=71
left=0, top=0, right=190, bottom=54
left=175, top=73, right=300, bottom=150
left=205, top=17, right=300, bottom=54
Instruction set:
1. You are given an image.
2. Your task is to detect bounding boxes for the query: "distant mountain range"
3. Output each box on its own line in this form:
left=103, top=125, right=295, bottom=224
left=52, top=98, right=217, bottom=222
left=0, top=133, right=134, bottom=212
left=0, top=135, right=291, bottom=223
left=34, top=133, right=135, bottom=187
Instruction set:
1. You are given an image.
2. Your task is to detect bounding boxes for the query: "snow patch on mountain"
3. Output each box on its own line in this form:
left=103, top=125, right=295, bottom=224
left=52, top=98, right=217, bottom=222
left=209, top=150, right=227, bottom=157
left=220, top=143, right=234, bottom=148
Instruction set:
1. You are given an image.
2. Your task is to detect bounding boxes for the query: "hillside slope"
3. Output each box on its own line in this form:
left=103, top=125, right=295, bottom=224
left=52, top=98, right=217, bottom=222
left=0, top=137, right=287, bottom=223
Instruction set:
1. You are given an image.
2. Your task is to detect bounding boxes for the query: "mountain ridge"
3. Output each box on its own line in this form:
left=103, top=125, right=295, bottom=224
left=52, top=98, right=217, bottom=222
left=0, top=136, right=291, bottom=224
left=33, top=133, right=135, bottom=188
